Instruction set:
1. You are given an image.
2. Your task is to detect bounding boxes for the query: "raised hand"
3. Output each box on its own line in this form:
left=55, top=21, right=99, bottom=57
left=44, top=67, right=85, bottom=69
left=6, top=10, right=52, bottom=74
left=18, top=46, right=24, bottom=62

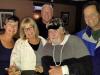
left=49, top=66, right=62, bottom=75
left=35, top=65, right=43, bottom=73
left=7, top=63, right=21, bottom=75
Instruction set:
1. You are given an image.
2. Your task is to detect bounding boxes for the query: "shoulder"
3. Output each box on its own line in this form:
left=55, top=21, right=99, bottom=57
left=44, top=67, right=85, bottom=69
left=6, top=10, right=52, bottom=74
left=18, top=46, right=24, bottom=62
left=69, top=35, right=82, bottom=41
left=68, top=35, right=86, bottom=46
left=42, top=43, right=53, bottom=55
left=15, top=38, right=27, bottom=45
left=69, top=35, right=88, bottom=49
left=76, top=29, right=86, bottom=34
left=75, top=29, right=86, bottom=37
left=39, top=36, right=47, bottom=46
left=68, top=35, right=89, bottom=57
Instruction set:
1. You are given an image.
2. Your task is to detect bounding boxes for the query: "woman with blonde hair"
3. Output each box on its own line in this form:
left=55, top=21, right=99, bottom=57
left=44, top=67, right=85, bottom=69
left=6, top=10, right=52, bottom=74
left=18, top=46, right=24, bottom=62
left=9, top=17, right=47, bottom=75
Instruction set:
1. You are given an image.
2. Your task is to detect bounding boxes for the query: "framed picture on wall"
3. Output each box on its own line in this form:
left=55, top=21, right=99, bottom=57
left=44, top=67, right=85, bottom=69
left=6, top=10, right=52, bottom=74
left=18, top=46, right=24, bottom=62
left=0, top=9, right=15, bottom=30
left=61, top=12, right=69, bottom=26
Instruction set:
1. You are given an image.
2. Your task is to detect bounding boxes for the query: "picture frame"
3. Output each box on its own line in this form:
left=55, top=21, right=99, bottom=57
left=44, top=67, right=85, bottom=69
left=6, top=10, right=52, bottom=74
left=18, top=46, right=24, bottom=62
left=61, top=12, right=69, bottom=26
left=0, top=9, right=15, bottom=30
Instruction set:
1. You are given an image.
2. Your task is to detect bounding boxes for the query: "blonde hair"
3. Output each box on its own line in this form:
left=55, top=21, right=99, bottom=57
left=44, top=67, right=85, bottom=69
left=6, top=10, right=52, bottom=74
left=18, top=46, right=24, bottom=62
left=20, top=17, right=39, bottom=39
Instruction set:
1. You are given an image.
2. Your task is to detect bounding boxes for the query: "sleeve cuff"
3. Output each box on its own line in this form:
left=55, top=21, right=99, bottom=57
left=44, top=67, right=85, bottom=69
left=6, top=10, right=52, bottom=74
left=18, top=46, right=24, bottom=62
left=61, top=65, right=69, bottom=75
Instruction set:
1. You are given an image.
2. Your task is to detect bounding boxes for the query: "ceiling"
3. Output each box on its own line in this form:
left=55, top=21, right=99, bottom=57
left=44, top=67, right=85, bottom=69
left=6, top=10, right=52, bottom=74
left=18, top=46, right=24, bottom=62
left=33, top=0, right=99, bottom=5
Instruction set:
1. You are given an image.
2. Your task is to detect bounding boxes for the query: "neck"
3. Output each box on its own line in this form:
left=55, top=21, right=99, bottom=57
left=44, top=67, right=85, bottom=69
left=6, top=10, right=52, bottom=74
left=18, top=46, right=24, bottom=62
left=59, top=35, right=65, bottom=44
left=3, top=33, right=13, bottom=40
left=92, top=25, right=100, bottom=31
left=42, top=20, right=50, bottom=28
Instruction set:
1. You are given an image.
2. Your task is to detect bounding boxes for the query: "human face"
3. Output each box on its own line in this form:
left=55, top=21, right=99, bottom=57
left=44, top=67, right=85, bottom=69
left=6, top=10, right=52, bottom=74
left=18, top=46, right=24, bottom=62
left=24, top=24, right=36, bottom=39
left=48, top=29, right=62, bottom=45
left=84, top=5, right=100, bottom=29
left=4, top=20, right=18, bottom=36
left=41, top=5, right=53, bottom=25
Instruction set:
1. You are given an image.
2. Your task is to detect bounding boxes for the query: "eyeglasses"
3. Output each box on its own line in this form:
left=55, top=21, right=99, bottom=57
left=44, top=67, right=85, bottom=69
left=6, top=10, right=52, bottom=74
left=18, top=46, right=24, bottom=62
left=24, top=27, right=33, bottom=31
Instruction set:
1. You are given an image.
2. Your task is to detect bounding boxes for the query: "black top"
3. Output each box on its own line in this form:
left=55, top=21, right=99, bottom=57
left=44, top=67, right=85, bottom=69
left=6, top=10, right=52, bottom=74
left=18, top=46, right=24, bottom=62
left=36, top=18, right=48, bottom=39
left=0, top=42, right=12, bottom=75
left=29, top=42, right=40, bottom=51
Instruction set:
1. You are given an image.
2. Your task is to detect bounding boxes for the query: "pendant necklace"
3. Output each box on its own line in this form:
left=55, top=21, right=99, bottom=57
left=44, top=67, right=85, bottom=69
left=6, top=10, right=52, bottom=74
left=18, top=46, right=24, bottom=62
left=53, top=45, right=64, bottom=66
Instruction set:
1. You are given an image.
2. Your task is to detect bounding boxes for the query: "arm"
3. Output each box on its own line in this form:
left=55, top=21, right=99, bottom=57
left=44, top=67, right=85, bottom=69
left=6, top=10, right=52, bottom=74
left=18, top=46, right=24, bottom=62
left=8, top=39, right=22, bottom=75
left=67, top=36, right=93, bottom=75
left=62, top=55, right=93, bottom=75
left=48, top=55, right=93, bottom=75
left=10, top=39, right=21, bottom=70
left=62, top=36, right=93, bottom=75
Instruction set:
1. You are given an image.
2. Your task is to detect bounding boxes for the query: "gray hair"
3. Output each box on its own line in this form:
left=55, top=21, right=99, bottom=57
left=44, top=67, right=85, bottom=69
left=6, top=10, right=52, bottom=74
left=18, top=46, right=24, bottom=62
left=41, top=4, right=53, bottom=14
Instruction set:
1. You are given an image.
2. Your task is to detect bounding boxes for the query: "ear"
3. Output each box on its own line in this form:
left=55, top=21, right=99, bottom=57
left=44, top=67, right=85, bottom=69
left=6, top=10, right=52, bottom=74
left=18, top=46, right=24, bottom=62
left=4, top=24, right=6, bottom=29
left=59, top=27, right=65, bottom=34
left=98, top=14, right=100, bottom=23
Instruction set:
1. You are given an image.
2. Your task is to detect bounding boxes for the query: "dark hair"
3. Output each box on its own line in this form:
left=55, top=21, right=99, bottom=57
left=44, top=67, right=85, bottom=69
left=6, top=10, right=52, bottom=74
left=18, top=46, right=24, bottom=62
left=83, top=1, right=100, bottom=13
left=7, top=15, right=19, bottom=22
left=4, top=15, right=20, bottom=30
left=3, top=15, right=20, bottom=26
left=1, top=15, right=20, bottom=37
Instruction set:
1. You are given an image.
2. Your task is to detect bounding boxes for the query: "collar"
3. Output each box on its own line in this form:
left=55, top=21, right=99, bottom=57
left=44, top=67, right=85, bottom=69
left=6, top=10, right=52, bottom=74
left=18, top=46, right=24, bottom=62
left=83, top=26, right=95, bottom=43
left=85, top=26, right=92, bottom=37
left=96, top=40, right=100, bottom=48
left=83, top=32, right=97, bottom=43
left=83, top=26, right=100, bottom=44
left=92, top=29, right=100, bottom=40
left=25, top=36, right=47, bottom=46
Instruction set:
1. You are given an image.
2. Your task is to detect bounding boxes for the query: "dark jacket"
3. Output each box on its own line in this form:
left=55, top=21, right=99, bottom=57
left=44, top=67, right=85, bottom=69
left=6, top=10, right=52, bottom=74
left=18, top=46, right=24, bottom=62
left=93, top=47, right=100, bottom=75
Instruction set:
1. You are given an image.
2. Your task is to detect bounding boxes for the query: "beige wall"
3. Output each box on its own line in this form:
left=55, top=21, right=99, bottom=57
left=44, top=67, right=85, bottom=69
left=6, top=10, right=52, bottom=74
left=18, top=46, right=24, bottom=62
left=0, top=0, right=33, bottom=20
left=0, top=0, right=76, bottom=33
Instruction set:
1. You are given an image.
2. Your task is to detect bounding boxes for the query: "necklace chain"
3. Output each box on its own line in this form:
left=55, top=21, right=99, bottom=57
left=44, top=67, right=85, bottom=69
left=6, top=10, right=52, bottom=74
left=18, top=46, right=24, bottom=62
left=53, top=45, right=64, bottom=66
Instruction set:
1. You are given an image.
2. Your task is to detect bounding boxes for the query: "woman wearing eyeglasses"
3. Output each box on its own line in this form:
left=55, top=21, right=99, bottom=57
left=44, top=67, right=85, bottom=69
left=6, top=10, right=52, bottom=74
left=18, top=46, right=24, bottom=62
left=8, top=17, right=47, bottom=75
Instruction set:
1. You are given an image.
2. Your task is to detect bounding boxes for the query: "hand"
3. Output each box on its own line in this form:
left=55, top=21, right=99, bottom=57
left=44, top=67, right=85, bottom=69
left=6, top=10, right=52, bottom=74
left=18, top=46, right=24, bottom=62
left=49, top=66, right=62, bottom=75
left=35, top=65, right=43, bottom=73
left=7, top=63, right=21, bottom=75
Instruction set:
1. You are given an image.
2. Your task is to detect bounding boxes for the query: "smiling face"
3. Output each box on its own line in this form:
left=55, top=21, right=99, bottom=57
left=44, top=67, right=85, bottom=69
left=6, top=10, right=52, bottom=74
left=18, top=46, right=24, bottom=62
left=20, top=17, right=39, bottom=39
left=4, top=20, right=18, bottom=36
left=84, top=5, right=100, bottom=29
left=41, top=4, right=53, bottom=25
left=48, top=28, right=64, bottom=45
left=24, top=24, right=36, bottom=39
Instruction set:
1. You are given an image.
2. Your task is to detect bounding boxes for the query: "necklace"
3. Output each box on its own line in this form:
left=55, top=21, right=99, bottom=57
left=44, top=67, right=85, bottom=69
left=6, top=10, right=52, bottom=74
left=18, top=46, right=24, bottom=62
left=53, top=45, right=64, bottom=66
